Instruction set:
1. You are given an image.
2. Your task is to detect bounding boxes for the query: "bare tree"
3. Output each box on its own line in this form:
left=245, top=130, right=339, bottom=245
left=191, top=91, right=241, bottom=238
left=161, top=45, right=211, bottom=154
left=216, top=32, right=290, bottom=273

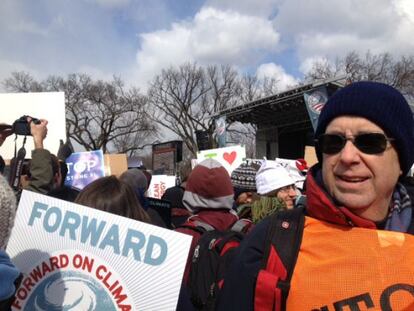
left=3, top=72, right=158, bottom=154
left=238, top=73, right=281, bottom=103
left=304, top=57, right=341, bottom=82
left=304, top=51, right=414, bottom=98
left=2, top=71, right=44, bottom=92
left=68, top=76, right=157, bottom=154
left=147, top=63, right=241, bottom=157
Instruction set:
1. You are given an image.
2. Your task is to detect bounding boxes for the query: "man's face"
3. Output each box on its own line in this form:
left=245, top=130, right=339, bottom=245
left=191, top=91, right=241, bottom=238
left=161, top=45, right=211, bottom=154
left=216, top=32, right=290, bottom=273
left=322, top=116, right=402, bottom=221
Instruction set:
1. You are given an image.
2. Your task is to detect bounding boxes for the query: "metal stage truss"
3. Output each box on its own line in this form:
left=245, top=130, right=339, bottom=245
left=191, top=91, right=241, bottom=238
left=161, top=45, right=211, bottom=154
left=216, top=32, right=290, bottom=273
left=215, top=77, right=346, bottom=133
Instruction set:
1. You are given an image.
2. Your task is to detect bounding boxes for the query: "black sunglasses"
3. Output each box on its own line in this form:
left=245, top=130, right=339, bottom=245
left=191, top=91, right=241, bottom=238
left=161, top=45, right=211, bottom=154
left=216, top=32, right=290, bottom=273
left=315, top=133, right=395, bottom=155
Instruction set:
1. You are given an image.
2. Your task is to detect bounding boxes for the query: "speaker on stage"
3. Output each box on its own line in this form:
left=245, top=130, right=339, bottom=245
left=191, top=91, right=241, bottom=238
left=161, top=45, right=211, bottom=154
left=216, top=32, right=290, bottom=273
left=195, top=130, right=211, bottom=151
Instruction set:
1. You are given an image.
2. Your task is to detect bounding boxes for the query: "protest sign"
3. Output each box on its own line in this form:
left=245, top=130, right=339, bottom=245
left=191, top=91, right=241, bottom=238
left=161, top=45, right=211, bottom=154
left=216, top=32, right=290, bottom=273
left=0, top=92, right=66, bottom=160
left=64, top=150, right=106, bottom=190
left=7, top=191, right=192, bottom=311
left=147, top=175, right=177, bottom=199
left=304, top=146, right=318, bottom=167
left=104, top=153, right=128, bottom=177
left=304, top=86, right=328, bottom=131
left=196, top=145, right=246, bottom=176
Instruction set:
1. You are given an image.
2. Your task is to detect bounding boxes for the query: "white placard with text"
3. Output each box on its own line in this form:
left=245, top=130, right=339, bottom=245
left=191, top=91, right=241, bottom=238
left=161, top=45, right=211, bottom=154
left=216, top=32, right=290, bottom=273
left=7, top=191, right=191, bottom=310
left=0, top=92, right=66, bottom=159
left=146, top=175, right=177, bottom=199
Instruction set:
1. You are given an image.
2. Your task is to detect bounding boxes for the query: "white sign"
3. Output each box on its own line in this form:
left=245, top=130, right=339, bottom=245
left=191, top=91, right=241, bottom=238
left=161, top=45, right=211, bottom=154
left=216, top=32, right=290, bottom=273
left=7, top=191, right=191, bottom=311
left=0, top=92, right=66, bottom=159
left=196, top=145, right=246, bottom=176
left=147, top=175, right=177, bottom=199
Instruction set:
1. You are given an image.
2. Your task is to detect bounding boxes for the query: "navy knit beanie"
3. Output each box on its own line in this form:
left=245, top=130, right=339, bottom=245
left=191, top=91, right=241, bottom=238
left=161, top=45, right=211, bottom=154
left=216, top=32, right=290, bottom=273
left=315, top=81, right=414, bottom=175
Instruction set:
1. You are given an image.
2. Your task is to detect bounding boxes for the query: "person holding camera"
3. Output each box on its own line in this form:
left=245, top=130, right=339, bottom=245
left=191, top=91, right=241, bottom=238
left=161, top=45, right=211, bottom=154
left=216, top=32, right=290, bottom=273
left=20, top=117, right=55, bottom=195
left=5, top=116, right=55, bottom=200
left=5, top=116, right=75, bottom=202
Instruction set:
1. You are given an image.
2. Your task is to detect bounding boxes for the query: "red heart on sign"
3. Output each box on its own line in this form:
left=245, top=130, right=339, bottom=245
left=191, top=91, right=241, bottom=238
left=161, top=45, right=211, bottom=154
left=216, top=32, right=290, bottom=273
left=223, top=151, right=236, bottom=165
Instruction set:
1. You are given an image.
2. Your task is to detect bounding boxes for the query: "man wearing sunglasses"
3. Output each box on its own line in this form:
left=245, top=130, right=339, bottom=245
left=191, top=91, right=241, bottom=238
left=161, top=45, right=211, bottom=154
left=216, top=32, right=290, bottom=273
left=217, top=81, right=414, bottom=310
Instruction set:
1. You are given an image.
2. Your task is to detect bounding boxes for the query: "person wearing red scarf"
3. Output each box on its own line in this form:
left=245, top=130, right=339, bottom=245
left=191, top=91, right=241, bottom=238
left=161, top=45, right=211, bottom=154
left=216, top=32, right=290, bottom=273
left=217, top=81, right=414, bottom=310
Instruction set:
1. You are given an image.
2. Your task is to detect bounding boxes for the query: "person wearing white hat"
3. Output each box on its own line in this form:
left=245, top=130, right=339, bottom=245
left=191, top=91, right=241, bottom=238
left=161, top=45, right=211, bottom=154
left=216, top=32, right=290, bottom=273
left=255, top=160, right=297, bottom=210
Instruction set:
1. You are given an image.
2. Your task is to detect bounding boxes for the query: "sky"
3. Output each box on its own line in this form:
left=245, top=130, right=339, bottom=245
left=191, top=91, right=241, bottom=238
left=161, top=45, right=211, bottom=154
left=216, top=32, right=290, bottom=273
left=0, top=0, right=413, bottom=92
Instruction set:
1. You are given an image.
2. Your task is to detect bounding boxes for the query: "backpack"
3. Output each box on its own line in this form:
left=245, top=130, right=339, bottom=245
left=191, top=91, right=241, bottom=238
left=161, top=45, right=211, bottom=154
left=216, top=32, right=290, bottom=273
left=254, top=207, right=305, bottom=311
left=184, top=219, right=252, bottom=311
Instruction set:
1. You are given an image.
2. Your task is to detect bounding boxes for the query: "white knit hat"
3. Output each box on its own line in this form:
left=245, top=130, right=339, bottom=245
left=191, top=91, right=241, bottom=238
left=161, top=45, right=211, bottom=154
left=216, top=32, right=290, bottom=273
left=0, top=175, right=17, bottom=249
left=255, top=160, right=296, bottom=195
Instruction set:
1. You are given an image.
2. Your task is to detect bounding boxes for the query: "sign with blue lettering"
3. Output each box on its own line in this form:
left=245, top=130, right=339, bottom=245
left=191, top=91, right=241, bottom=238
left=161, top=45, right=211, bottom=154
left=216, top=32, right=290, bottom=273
left=7, top=191, right=192, bottom=310
left=64, top=150, right=105, bottom=190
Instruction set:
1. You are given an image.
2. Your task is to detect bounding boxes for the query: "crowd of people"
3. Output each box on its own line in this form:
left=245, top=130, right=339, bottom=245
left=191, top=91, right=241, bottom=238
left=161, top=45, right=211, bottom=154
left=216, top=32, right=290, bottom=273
left=0, top=80, right=413, bottom=310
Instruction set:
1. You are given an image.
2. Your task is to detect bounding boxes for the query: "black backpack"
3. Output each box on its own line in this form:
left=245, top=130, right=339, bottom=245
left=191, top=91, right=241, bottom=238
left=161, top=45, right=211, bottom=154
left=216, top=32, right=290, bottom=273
left=184, top=219, right=251, bottom=311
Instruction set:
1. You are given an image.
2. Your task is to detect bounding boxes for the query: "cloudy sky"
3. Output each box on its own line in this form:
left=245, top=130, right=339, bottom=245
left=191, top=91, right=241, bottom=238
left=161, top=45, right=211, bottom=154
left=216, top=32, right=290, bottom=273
left=1, top=0, right=413, bottom=91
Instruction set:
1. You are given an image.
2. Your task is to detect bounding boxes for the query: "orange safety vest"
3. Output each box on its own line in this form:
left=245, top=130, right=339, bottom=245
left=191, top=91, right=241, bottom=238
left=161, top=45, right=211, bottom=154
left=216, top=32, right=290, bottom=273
left=286, top=216, right=414, bottom=310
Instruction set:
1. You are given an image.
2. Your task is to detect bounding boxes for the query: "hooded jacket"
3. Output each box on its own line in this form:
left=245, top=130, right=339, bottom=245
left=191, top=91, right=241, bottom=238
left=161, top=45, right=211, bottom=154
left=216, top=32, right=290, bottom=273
left=174, top=158, right=242, bottom=284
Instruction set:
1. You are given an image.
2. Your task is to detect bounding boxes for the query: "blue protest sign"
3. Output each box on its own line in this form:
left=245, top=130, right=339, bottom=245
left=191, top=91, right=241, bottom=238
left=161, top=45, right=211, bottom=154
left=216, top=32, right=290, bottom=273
left=64, top=150, right=105, bottom=190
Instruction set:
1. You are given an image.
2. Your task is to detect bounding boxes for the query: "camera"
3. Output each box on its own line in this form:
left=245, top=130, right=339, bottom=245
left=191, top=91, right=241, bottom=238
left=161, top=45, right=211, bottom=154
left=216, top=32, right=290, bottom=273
left=12, top=115, right=41, bottom=136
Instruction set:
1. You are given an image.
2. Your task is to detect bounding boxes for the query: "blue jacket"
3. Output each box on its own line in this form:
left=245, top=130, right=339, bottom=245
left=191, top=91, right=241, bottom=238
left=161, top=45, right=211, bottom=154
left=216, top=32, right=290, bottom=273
left=0, top=250, right=20, bottom=306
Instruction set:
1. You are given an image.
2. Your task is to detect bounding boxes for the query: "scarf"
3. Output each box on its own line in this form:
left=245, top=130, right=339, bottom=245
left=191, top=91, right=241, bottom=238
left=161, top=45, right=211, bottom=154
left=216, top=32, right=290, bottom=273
left=251, top=196, right=286, bottom=224
left=385, top=183, right=413, bottom=232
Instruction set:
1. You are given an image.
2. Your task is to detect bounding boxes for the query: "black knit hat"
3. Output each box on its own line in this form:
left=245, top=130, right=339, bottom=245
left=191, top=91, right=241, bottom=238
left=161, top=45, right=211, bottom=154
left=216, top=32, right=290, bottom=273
left=315, top=81, right=414, bottom=175
left=161, top=186, right=185, bottom=209
left=231, top=162, right=259, bottom=199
